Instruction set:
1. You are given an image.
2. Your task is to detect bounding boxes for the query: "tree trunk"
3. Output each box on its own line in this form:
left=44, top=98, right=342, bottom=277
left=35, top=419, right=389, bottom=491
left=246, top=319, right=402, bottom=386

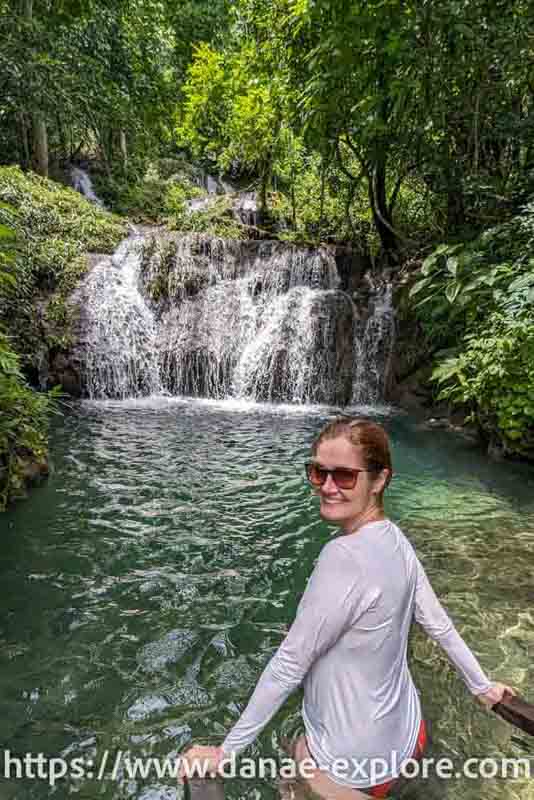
left=319, top=165, right=326, bottom=240
left=444, top=157, right=465, bottom=234
left=95, top=125, right=112, bottom=177
left=446, top=188, right=465, bottom=234
left=368, top=159, right=398, bottom=261
left=23, top=0, right=49, bottom=177
left=119, top=129, right=128, bottom=174
left=57, top=113, right=68, bottom=160
left=19, top=112, right=31, bottom=168
left=442, top=125, right=465, bottom=235
left=32, top=114, right=49, bottom=177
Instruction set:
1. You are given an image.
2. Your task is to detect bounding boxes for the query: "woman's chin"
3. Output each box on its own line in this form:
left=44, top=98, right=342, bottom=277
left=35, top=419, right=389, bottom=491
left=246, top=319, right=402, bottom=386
left=319, top=500, right=347, bottom=521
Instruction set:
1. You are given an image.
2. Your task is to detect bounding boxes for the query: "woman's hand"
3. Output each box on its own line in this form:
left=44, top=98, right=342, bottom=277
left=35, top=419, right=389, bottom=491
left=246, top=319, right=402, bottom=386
left=178, top=745, right=226, bottom=783
left=476, top=682, right=516, bottom=708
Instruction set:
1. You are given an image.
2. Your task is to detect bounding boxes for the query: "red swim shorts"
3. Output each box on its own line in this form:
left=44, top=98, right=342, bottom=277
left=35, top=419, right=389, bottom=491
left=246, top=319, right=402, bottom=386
left=364, top=718, right=428, bottom=798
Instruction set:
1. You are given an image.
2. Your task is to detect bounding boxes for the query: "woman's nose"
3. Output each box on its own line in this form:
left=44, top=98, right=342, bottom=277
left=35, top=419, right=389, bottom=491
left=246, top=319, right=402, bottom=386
left=321, top=473, right=339, bottom=494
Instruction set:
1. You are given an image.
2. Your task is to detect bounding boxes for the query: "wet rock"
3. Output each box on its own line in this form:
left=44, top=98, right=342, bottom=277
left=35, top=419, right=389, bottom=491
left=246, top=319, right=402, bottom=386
left=137, top=629, right=199, bottom=673
left=427, top=417, right=449, bottom=429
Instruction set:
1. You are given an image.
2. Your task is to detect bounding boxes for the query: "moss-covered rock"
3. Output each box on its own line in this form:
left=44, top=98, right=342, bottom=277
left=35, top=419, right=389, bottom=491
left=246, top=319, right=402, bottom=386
left=0, top=166, right=127, bottom=379
left=140, top=232, right=212, bottom=305
left=93, top=160, right=205, bottom=224
left=0, top=328, right=54, bottom=511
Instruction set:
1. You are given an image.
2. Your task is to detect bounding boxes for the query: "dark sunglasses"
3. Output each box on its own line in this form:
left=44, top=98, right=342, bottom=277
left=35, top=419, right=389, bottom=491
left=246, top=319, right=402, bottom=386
left=305, top=462, right=379, bottom=490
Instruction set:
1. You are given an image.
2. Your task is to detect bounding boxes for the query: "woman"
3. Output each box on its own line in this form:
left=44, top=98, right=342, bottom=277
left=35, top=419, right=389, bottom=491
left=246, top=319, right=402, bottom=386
left=180, top=417, right=513, bottom=797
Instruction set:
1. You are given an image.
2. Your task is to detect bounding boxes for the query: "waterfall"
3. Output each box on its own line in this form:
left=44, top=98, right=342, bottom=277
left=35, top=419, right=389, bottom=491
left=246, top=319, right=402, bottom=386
left=233, top=192, right=259, bottom=227
left=70, top=232, right=161, bottom=399
left=352, top=282, right=396, bottom=404
left=70, top=166, right=106, bottom=208
left=69, top=231, right=396, bottom=404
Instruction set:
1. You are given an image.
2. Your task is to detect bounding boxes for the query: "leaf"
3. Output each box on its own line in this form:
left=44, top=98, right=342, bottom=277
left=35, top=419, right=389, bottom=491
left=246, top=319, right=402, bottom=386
left=508, top=273, right=534, bottom=293
left=0, top=272, right=16, bottom=288
left=445, top=281, right=461, bottom=304
left=0, top=223, right=16, bottom=242
left=409, top=276, right=433, bottom=297
left=446, top=256, right=459, bottom=276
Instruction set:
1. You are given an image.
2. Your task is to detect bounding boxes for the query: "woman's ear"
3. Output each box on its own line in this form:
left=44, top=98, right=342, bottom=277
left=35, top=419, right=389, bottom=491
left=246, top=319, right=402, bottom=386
left=372, top=468, right=390, bottom=496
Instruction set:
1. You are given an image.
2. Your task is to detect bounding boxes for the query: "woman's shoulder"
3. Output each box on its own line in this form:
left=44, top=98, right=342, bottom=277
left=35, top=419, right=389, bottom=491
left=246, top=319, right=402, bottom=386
left=316, top=521, right=418, bottom=567
left=336, top=519, right=420, bottom=572
left=313, top=537, right=364, bottom=582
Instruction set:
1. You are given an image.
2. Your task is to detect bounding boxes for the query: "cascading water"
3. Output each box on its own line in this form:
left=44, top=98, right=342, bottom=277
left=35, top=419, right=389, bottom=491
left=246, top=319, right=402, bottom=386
left=352, top=281, right=396, bottom=404
left=69, top=230, right=396, bottom=405
left=70, top=166, right=106, bottom=208
left=70, top=232, right=162, bottom=399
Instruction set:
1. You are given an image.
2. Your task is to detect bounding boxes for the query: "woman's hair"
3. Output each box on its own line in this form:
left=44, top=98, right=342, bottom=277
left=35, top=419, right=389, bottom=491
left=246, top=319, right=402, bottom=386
left=311, top=417, right=392, bottom=502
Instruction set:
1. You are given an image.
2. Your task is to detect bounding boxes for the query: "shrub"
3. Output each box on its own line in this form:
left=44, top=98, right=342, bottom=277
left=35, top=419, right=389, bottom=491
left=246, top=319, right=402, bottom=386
left=0, top=329, right=57, bottom=510
left=0, top=166, right=126, bottom=365
left=433, top=314, right=534, bottom=457
left=0, top=216, right=58, bottom=510
left=410, top=199, right=534, bottom=457
left=95, top=161, right=204, bottom=223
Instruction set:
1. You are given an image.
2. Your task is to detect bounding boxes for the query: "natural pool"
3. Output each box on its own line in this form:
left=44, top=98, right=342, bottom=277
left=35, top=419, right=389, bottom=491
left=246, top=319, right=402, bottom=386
left=2, top=398, right=534, bottom=800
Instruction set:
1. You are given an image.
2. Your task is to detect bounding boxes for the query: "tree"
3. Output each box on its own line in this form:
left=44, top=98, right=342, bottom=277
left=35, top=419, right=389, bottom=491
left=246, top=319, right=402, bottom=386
left=176, top=39, right=290, bottom=212
left=277, top=0, right=533, bottom=256
left=0, top=0, right=184, bottom=174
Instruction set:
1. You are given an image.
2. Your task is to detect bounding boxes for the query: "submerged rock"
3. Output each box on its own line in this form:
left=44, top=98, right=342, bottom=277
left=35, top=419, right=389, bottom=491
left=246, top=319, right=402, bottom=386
left=137, top=629, right=199, bottom=673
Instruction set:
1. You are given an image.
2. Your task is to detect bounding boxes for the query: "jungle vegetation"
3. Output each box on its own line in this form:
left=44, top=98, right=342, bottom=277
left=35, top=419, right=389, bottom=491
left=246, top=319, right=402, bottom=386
left=1, top=0, right=533, bottom=504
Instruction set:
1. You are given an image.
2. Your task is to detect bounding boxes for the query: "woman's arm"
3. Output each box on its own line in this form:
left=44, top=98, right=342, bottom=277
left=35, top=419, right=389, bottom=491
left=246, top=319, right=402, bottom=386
left=220, top=539, right=365, bottom=755
left=180, top=539, right=365, bottom=778
left=178, top=541, right=362, bottom=778
left=414, top=556, right=502, bottom=699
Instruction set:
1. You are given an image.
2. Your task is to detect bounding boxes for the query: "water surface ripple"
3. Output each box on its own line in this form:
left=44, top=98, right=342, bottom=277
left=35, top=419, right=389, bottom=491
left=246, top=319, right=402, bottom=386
left=1, top=398, right=534, bottom=800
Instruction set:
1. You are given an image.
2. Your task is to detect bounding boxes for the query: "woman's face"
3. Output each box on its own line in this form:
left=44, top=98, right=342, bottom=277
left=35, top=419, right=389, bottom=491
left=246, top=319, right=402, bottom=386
left=312, top=436, right=380, bottom=529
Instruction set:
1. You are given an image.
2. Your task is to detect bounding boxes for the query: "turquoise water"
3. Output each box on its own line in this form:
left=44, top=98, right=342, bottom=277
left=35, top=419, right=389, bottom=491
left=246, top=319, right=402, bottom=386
left=1, top=398, right=534, bottom=800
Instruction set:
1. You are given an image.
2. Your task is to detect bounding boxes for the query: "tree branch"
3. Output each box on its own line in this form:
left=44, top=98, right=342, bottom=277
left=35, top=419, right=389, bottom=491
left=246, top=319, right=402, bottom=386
left=387, top=173, right=404, bottom=217
left=371, top=167, right=416, bottom=246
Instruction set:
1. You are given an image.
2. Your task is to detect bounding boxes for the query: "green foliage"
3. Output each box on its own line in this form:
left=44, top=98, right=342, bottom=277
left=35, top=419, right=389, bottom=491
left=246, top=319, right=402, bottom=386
left=96, top=161, right=203, bottom=223
left=0, top=165, right=126, bottom=363
left=0, top=0, right=232, bottom=177
left=99, top=157, right=248, bottom=237
left=269, top=0, right=533, bottom=254
left=432, top=314, right=534, bottom=457
left=411, top=200, right=534, bottom=457
left=0, top=165, right=126, bottom=508
left=176, top=35, right=293, bottom=210
left=1, top=1, right=177, bottom=170
left=0, top=167, right=125, bottom=250
left=171, top=196, right=247, bottom=240
left=271, top=149, right=371, bottom=246
left=173, top=0, right=456, bottom=251
left=0, top=218, right=57, bottom=511
left=175, top=43, right=228, bottom=162
left=2, top=0, right=532, bottom=261
left=0, top=330, right=55, bottom=510
left=410, top=201, right=534, bottom=347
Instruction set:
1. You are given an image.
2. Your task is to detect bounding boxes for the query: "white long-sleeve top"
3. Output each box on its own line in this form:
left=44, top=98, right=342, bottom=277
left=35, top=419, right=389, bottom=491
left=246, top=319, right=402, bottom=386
left=221, top=519, right=492, bottom=788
